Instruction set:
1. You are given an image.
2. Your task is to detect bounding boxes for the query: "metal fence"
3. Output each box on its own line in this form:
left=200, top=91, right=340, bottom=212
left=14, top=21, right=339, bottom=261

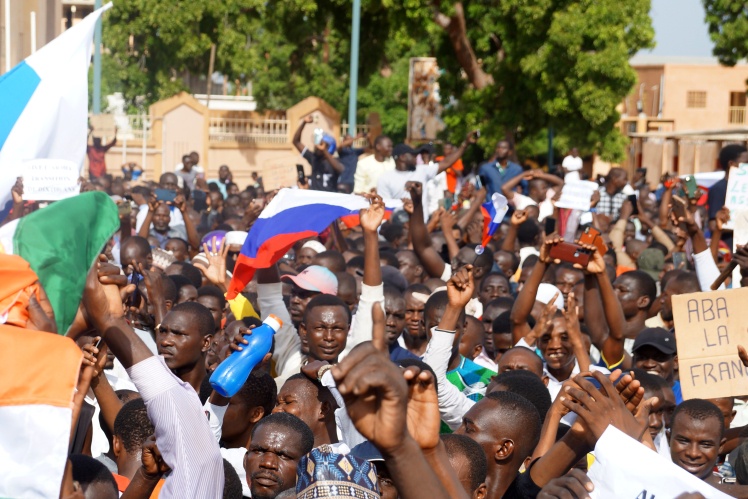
left=209, top=117, right=289, bottom=144
left=341, top=123, right=370, bottom=148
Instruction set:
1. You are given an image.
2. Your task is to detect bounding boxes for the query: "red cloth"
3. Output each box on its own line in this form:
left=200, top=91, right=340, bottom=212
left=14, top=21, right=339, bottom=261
left=87, top=144, right=112, bottom=178
left=435, top=156, right=464, bottom=194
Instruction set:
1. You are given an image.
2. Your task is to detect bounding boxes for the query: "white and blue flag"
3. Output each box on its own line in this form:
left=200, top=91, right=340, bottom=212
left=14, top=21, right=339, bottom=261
left=0, top=3, right=111, bottom=216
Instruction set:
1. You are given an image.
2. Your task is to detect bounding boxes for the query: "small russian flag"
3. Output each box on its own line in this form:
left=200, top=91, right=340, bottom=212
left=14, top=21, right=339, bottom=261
left=478, top=193, right=509, bottom=253
left=226, top=189, right=370, bottom=299
left=339, top=198, right=403, bottom=229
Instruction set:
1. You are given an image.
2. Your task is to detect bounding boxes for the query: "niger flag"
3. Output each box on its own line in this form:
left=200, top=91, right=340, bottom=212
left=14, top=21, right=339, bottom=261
left=0, top=326, right=82, bottom=498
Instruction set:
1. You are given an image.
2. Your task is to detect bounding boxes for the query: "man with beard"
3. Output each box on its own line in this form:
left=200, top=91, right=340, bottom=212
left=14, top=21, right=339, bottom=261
left=244, top=413, right=314, bottom=499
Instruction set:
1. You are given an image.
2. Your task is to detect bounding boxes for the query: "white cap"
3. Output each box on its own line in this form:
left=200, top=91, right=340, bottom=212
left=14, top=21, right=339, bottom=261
left=263, top=314, right=283, bottom=332
left=536, top=283, right=565, bottom=310
left=301, top=240, right=326, bottom=254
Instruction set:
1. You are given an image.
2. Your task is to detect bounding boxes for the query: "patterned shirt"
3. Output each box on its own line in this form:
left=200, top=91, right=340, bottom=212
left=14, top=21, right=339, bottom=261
left=597, top=187, right=627, bottom=220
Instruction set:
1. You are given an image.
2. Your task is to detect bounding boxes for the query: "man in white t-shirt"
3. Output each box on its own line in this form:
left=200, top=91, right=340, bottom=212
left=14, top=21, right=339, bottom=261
left=501, top=169, right=564, bottom=222
left=353, top=135, right=395, bottom=193
left=378, top=134, right=478, bottom=218
left=562, top=147, right=583, bottom=183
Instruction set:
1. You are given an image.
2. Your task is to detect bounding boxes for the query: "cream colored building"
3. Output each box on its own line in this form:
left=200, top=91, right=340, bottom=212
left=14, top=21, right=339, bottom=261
left=617, top=55, right=748, bottom=185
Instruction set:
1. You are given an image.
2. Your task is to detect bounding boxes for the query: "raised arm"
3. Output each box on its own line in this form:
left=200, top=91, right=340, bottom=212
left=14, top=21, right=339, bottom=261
left=137, top=198, right=158, bottom=240
left=175, top=195, right=199, bottom=250
left=408, top=181, right=448, bottom=279
left=501, top=171, right=533, bottom=200
left=293, top=116, right=313, bottom=153
left=500, top=210, right=528, bottom=252
left=510, top=235, right=557, bottom=341
left=436, top=130, right=478, bottom=174
left=564, top=292, right=590, bottom=373
left=456, top=187, right=486, bottom=230
left=440, top=210, right=461, bottom=261
left=318, top=144, right=345, bottom=174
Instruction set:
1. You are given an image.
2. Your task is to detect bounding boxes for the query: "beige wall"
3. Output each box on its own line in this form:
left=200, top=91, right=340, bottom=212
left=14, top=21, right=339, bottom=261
left=661, top=64, right=748, bottom=130
left=1, top=0, right=62, bottom=74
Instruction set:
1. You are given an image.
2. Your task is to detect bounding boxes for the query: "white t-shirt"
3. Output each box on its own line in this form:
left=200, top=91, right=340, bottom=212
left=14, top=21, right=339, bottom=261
left=377, top=163, right=439, bottom=218
left=562, top=155, right=583, bottom=183
left=353, top=154, right=395, bottom=193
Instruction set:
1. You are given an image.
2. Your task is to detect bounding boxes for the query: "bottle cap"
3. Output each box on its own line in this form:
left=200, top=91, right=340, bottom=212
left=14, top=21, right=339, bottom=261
left=263, top=314, right=283, bottom=332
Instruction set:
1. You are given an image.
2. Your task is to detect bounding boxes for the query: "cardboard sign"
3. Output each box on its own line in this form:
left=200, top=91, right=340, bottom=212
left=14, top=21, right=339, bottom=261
left=723, top=164, right=748, bottom=230
left=22, top=159, right=80, bottom=201
left=588, top=426, right=731, bottom=498
left=672, top=286, right=748, bottom=400
left=554, top=181, right=599, bottom=211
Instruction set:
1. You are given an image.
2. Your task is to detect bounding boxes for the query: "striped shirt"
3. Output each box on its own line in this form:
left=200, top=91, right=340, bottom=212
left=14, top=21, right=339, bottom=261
left=127, top=356, right=224, bottom=498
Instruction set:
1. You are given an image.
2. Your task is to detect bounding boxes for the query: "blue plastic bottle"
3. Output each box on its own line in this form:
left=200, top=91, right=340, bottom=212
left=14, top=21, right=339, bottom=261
left=209, top=314, right=282, bottom=397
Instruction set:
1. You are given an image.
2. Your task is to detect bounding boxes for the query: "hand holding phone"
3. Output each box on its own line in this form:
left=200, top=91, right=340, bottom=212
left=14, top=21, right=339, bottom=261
left=154, top=188, right=177, bottom=203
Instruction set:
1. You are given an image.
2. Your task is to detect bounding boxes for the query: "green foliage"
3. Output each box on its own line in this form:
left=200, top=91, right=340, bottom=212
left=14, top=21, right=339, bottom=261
left=703, top=0, right=748, bottom=67
left=101, top=0, right=653, bottom=161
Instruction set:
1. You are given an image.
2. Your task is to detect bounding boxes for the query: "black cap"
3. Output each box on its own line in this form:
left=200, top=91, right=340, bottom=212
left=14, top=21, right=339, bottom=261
left=632, top=327, right=676, bottom=355
left=417, top=143, right=435, bottom=155
left=392, top=144, right=418, bottom=158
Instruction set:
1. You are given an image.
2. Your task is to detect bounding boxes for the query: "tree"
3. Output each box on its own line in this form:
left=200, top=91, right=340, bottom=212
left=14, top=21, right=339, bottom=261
left=703, top=1, right=748, bottom=66
left=102, top=0, right=653, bottom=161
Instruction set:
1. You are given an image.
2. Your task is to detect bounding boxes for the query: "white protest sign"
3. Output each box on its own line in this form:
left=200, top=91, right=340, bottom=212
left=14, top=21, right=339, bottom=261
left=22, top=159, right=81, bottom=201
left=588, top=426, right=731, bottom=499
left=554, top=180, right=599, bottom=211
left=723, top=164, right=748, bottom=230
left=672, top=286, right=748, bottom=400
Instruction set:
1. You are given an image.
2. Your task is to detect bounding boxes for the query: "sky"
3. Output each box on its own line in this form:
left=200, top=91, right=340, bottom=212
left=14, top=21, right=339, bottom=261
left=644, top=0, right=714, bottom=57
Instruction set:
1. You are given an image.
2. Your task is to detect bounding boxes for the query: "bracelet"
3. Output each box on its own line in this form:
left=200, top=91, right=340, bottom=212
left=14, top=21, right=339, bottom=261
left=317, top=364, right=333, bottom=381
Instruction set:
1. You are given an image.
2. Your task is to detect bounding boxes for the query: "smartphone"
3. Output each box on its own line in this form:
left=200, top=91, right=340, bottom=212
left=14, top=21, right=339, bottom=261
left=671, top=195, right=688, bottom=222
left=128, top=271, right=143, bottom=308
left=549, top=242, right=592, bottom=267
left=296, top=164, right=306, bottom=184
left=443, top=197, right=453, bottom=211
left=627, top=194, right=639, bottom=215
left=579, top=226, right=608, bottom=256
left=155, top=188, right=177, bottom=203
left=683, top=175, right=698, bottom=198
left=673, top=251, right=687, bottom=270
left=544, top=217, right=556, bottom=235
left=192, top=190, right=207, bottom=212
left=478, top=175, right=489, bottom=190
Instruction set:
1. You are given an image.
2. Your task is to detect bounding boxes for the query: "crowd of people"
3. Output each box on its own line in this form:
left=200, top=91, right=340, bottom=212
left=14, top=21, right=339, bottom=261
left=13, top=120, right=748, bottom=499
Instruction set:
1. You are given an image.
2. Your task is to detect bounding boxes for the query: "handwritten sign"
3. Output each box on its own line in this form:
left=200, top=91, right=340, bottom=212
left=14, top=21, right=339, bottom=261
left=588, top=426, right=731, bottom=499
left=672, top=286, right=748, bottom=400
left=554, top=180, right=599, bottom=211
left=723, top=164, right=748, bottom=230
left=22, top=159, right=80, bottom=201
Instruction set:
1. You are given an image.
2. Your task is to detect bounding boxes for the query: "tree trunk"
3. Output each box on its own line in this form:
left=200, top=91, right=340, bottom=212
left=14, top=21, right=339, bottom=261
left=434, top=2, right=494, bottom=89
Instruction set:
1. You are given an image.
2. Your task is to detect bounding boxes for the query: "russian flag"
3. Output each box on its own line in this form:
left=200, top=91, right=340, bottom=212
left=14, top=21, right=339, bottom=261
left=339, top=198, right=403, bottom=229
left=479, top=193, right=509, bottom=249
left=0, top=3, right=111, bottom=217
left=227, top=189, right=370, bottom=299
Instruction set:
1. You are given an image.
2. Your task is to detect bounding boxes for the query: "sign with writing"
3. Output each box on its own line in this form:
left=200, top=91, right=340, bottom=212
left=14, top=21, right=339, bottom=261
left=588, top=426, right=731, bottom=498
left=723, top=164, right=748, bottom=230
left=554, top=180, right=599, bottom=211
left=22, top=159, right=80, bottom=201
left=672, top=286, right=748, bottom=400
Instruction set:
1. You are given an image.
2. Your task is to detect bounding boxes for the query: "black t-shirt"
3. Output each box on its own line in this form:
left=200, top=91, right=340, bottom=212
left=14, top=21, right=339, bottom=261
left=501, top=470, right=543, bottom=499
left=708, top=177, right=727, bottom=220
left=303, top=149, right=338, bottom=192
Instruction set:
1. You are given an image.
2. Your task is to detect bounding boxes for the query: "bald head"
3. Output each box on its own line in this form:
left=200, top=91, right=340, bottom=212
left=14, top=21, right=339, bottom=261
left=497, top=346, right=544, bottom=379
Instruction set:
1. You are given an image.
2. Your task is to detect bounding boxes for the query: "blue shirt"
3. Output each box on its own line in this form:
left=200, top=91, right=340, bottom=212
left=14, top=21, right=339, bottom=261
left=673, top=380, right=683, bottom=405
left=389, top=342, right=420, bottom=362
left=477, top=160, right=524, bottom=200
left=337, top=147, right=365, bottom=187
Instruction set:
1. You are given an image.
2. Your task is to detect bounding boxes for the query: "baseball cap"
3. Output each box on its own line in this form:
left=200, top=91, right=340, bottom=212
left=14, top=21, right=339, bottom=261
left=637, top=248, right=664, bottom=282
left=417, top=143, right=435, bottom=155
left=301, top=240, right=327, bottom=254
left=632, top=327, right=676, bottom=355
left=281, top=265, right=338, bottom=295
left=392, top=144, right=418, bottom=158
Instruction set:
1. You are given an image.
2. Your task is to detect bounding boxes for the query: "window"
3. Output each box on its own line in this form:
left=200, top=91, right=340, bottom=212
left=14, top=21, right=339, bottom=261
left=731, top=91, right=746, bottom=107
left=729, top=92, right=747, bottom=124
left=686, top=91, right=707, bottom=108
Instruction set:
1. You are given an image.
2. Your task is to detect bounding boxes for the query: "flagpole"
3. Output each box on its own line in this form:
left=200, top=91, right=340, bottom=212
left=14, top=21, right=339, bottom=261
left=347, top=0, right=361, bottom=132
left=93, top=0, right=102, bottom=114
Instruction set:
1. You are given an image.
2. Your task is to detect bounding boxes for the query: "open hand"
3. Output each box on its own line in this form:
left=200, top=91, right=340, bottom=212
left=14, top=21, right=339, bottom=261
left=196, top=237, right=229, bottom=288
